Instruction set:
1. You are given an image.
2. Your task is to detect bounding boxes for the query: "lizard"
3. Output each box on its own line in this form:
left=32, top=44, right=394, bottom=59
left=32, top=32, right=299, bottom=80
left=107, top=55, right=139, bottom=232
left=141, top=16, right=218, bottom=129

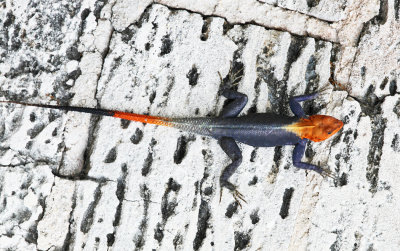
left=0, top=76, right=343, bottom=205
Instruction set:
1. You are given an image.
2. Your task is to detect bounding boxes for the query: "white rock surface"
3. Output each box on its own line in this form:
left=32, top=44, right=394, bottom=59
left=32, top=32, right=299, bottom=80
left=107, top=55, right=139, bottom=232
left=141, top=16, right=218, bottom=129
left=0, top=0, right=399, bottom=250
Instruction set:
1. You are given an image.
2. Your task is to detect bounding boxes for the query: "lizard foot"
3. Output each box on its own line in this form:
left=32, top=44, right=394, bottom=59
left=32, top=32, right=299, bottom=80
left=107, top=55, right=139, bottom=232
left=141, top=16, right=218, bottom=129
left=218, top=62, right=244, bottom=90
left=219, top=182, right=247, bottom=208
left=319, top=167, right=336, bottom=180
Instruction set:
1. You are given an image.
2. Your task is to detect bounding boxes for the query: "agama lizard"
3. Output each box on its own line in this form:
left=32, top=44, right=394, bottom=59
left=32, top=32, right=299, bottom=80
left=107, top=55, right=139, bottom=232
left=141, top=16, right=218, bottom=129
left=0, top=81, right=343, bottom=204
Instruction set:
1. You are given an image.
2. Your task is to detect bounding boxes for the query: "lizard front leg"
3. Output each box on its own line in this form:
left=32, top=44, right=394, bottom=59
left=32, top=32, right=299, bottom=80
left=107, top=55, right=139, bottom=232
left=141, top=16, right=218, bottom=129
left=218, top=136, right=246, bottom=206
left=292, top=138, right=334, bottom=178
left=289, top=93, right=318, bottom=118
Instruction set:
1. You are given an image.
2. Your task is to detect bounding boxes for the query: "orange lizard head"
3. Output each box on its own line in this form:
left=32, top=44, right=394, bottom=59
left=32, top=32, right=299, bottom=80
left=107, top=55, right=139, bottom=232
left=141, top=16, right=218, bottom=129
left=303, top=115, right=343, bottom=142
left=286, top=115, right=343, bottom=142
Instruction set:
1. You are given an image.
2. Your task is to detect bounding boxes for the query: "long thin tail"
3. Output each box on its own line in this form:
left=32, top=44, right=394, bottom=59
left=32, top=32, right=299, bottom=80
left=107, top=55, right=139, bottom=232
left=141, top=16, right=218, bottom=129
left=0, top=100, right=172, bottom=127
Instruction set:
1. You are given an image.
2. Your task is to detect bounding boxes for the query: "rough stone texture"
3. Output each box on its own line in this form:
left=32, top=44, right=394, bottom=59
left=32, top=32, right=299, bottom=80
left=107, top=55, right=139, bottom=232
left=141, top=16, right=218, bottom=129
left=0, top=0, right=399, bottom=250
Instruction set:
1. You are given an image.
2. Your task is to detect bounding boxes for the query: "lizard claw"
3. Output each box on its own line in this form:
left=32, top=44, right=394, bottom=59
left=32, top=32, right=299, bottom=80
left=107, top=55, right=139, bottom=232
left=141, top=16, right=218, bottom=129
left=218, top=61, right=244, bottom=91
left=220, top=183, right=247, bottom=208
left=315, top=84, right=332, bottom=100
left=232, top=189, right=247, bottom=208
left=319, top=167, right=336, bottom=180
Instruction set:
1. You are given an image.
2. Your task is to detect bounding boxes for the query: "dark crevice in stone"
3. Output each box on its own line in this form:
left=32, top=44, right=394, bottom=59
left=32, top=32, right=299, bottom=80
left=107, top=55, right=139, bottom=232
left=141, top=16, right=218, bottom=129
left=374, top=0, right=389, bottom=25
left=268, top=146, right=282, bottom=182
left=73, top=105, right=104, bottom=179
left=303, top=54, right=322, bottom=115
left=120, top=119, right=130, bottom=129
left=157, top=75, right=175, bottom=108
left=203, top=186, right=212, bottom=196
left=81, top=8, right=90, bottom=21
left=80, top=184, right=103, bottom=233
left=4, top=12, right=15, bottom=27
left=330, top=230, right=342, bottom=251
left=338, top=172, right=348, bottom=187
left=29, top=112, right=36, bottom=122
left=5, top=57, right=47, bottom=79
left=391, top=134, right=400, bottom=152
left=27, top=123, right=46, bottom=139
left=250, top=148, right=257, bottom=162
left=113, top=163, right=128, bottom=227
left=200, top=17, right=212, bottom=41
left=356, top=0, right=389, bottom=46
left=66, top=46, right=82, bottom=61
left=193, top=199, right=211, bottom=250
left=160, top=34, right=173, bottom=56
left=394, top=99, right=400, bottom=118
left=379, top=76, right=389, bottom=90
left=248, top=77, right=262, bottom=115
left=366, top=115, right=386, bottom=193
left=149, top=91, right=156, bottom=104
left=395, top=0, right=400, bottom=20
left=234, top=231, right=251, bottom=250
left=174, top=135, right=195, bottom=164
left=62, top=188, right=77, bottom=250
left=223, top=20, right=234, bottom=35
left=389, top=79, right=397, bottom=95
left=284, top=36, right=307, bottom=81
left=225, top=202, right=239, bottom=218
left=157, top=3, right=336, bottom=43
left=142, top=138, right=157, bottom=176
left=173, top=233, right=183, bottom=249
left=93, top=0, right=107, bottom=22
left=161, top=178, right=181, bottom=221
left=279, top=187, right=294, bottom=219
left=192, top=147, right=214, bottom=250
left=259, top=66, right=288, bottom=115
left=248, top=176, right=258, bottom=186
left=133, top=184, right=151, bottom=249
left=250, top=210, right=259, bottom=224
left=108, top=163, right=128, bottom=248
left=121, top=25, right=137, bottom=44
left=306, top=0, right=320, bottom=8
left=187, top=65, right=200, bottom=86
left=68, top=68, right=82, bottom=81
left=107, top=233, right=115, bottom=247
left=130, top=128, right=144, bottom=144
left=350, top=85, right=387, bottom=194
left=154, top=178, right=181, bottom=243
left=104, top=146, right=117, bottom=163
left=334, top=128, right=355, bottom=176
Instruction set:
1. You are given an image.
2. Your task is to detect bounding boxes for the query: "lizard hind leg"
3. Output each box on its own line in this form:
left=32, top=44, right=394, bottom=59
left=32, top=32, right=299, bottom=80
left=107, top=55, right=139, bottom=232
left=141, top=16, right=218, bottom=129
left=219, top=89, right=248, bottom=118
left=218, top=137, right=247, bottom=207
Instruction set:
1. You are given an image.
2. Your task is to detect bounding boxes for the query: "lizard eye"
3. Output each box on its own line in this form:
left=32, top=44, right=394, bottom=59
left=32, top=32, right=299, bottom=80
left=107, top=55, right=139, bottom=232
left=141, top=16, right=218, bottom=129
left=327, top=131, right=332, bottom=135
